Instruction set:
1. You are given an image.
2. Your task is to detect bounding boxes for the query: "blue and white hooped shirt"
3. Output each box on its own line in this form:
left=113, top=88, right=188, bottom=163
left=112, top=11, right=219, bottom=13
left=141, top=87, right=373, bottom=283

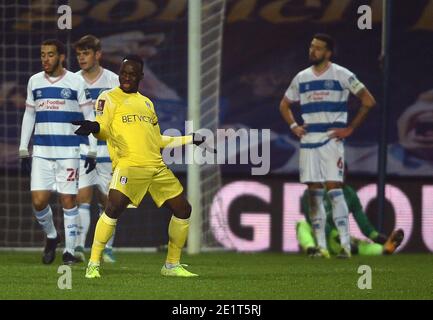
left=285, top=63, right=365, bottom=148
left=25, top=69, right=92, bottom=159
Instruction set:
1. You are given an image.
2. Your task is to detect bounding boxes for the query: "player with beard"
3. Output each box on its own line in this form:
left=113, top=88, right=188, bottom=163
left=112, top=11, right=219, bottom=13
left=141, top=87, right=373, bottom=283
left=19, top=39, right=97, bottom=265
left=279, top=33, right=376, bottom=258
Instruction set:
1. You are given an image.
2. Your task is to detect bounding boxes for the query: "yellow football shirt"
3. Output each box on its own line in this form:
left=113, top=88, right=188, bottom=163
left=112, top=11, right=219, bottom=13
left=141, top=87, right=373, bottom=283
left=94, top=87, right=192, bottom=169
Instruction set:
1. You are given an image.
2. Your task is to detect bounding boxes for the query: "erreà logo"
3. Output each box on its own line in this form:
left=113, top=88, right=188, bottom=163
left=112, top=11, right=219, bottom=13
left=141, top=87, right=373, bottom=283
left=85, top=88, right=91, bottom=100
left=120, top=176, right=128, bottom=185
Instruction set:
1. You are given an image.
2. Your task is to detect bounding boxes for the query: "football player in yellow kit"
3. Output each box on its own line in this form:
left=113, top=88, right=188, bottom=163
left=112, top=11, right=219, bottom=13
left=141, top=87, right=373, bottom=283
left=73, top=55, right=212, bottom=278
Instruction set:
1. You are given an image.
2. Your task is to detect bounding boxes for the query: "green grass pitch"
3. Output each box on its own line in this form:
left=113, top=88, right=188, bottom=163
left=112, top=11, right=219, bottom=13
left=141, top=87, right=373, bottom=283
left=1, top=251, right=432, bottom=300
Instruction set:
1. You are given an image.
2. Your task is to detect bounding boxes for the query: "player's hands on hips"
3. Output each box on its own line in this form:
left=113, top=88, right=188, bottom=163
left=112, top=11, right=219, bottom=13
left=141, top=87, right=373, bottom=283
left=84, top=155, right=97, bottom=174
left=19, top=150, right=31, bottom=175
left=192, top=132, right=217, bottom=153
left=71, top=120, right=100, bottom=136
left=329, top=127, right=354, bottom=140
left=291, top=124, right=307, bottom=138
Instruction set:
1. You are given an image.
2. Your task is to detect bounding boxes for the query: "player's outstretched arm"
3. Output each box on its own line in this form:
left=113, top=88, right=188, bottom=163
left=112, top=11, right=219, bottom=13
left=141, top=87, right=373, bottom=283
left=160, top=133, right=216, bottom=153
left=160, top=134, right=193, bottom=148
left=71, top=120, right=100, bottom=136
left=192, top=132, right=217, bottom=153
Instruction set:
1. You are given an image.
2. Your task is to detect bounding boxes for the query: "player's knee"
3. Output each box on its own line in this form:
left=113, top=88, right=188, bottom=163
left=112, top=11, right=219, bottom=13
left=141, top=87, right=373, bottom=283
left=184, top=202, right=192, bottom=218
left=32, top=200, right=49, bottom=212
left=104, top=202, right=122, bottom=219
left=31, top=195, right=49, bottom=211
left=97, top=191, right=108, bottom=209
left=173, top=201, right=191, bottom=220
left=182, top=202, right=192, bottom=219
left=60, top=195, right=77, bottom=209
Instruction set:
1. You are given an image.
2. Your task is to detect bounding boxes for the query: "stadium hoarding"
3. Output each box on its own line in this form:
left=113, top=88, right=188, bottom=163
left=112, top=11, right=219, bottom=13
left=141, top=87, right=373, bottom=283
left=90, top=174, right=433, bottom=253
left=0, top=172, right=431, bottom=252
left=208, top=175, right=433, bottom=253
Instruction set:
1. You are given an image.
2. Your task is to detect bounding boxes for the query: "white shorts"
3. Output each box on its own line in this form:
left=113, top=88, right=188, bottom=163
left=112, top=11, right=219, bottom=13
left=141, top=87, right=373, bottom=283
left=31, top=157, right=79, bottom=194
left=299, top=139, right=345, bottom=183
left=78, top=160, right=112, bottom=195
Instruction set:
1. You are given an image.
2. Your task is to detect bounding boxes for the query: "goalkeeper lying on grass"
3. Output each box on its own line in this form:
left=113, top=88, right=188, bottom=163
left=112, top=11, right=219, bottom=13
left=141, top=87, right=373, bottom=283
left=297, top=182, right=404, bottom=258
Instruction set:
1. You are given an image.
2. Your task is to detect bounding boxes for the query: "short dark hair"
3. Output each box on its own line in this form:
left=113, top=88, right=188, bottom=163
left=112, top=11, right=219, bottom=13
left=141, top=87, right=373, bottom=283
left=41, top=39, right=66, bottom=56
left=122, top=55, right=143, bottom=72
left=73, top=34, right=101, bottom=52
left=313, top=33, right=335, bottom=53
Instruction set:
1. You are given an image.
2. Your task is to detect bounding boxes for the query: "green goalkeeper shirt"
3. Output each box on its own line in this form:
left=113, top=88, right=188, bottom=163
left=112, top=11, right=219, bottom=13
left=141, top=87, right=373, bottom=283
left=300, top=185, right=379, bottom=240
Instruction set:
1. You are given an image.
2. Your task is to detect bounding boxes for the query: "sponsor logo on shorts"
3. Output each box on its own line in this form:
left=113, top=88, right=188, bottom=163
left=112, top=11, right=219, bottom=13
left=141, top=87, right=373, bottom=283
left=120, top=176, right=128, bottom=185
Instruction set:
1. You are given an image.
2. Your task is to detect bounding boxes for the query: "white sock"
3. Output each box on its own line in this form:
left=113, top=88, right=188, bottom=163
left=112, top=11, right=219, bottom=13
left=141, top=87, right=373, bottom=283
left=98, top=204, right=115, bottom=249
left=328, top=189, right=351, bottom=251
left=63, top=206, right=79, bottom=255
left=77, top=203, right=91, bottom=248
left=308, top=189, right=327, bottom=250
left=34, top=205, right=57, bottom=239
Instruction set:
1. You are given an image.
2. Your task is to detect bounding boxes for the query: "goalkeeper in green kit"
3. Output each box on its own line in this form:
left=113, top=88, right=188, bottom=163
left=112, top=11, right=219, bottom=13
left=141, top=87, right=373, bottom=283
left=296, top=166, right=404, bottom=257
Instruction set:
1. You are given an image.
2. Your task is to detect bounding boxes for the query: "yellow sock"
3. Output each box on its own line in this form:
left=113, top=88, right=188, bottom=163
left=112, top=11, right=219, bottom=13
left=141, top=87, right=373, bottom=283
left=166, top=215, right=189, bottom=265
left=89, top=212, right=117, bottom=264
